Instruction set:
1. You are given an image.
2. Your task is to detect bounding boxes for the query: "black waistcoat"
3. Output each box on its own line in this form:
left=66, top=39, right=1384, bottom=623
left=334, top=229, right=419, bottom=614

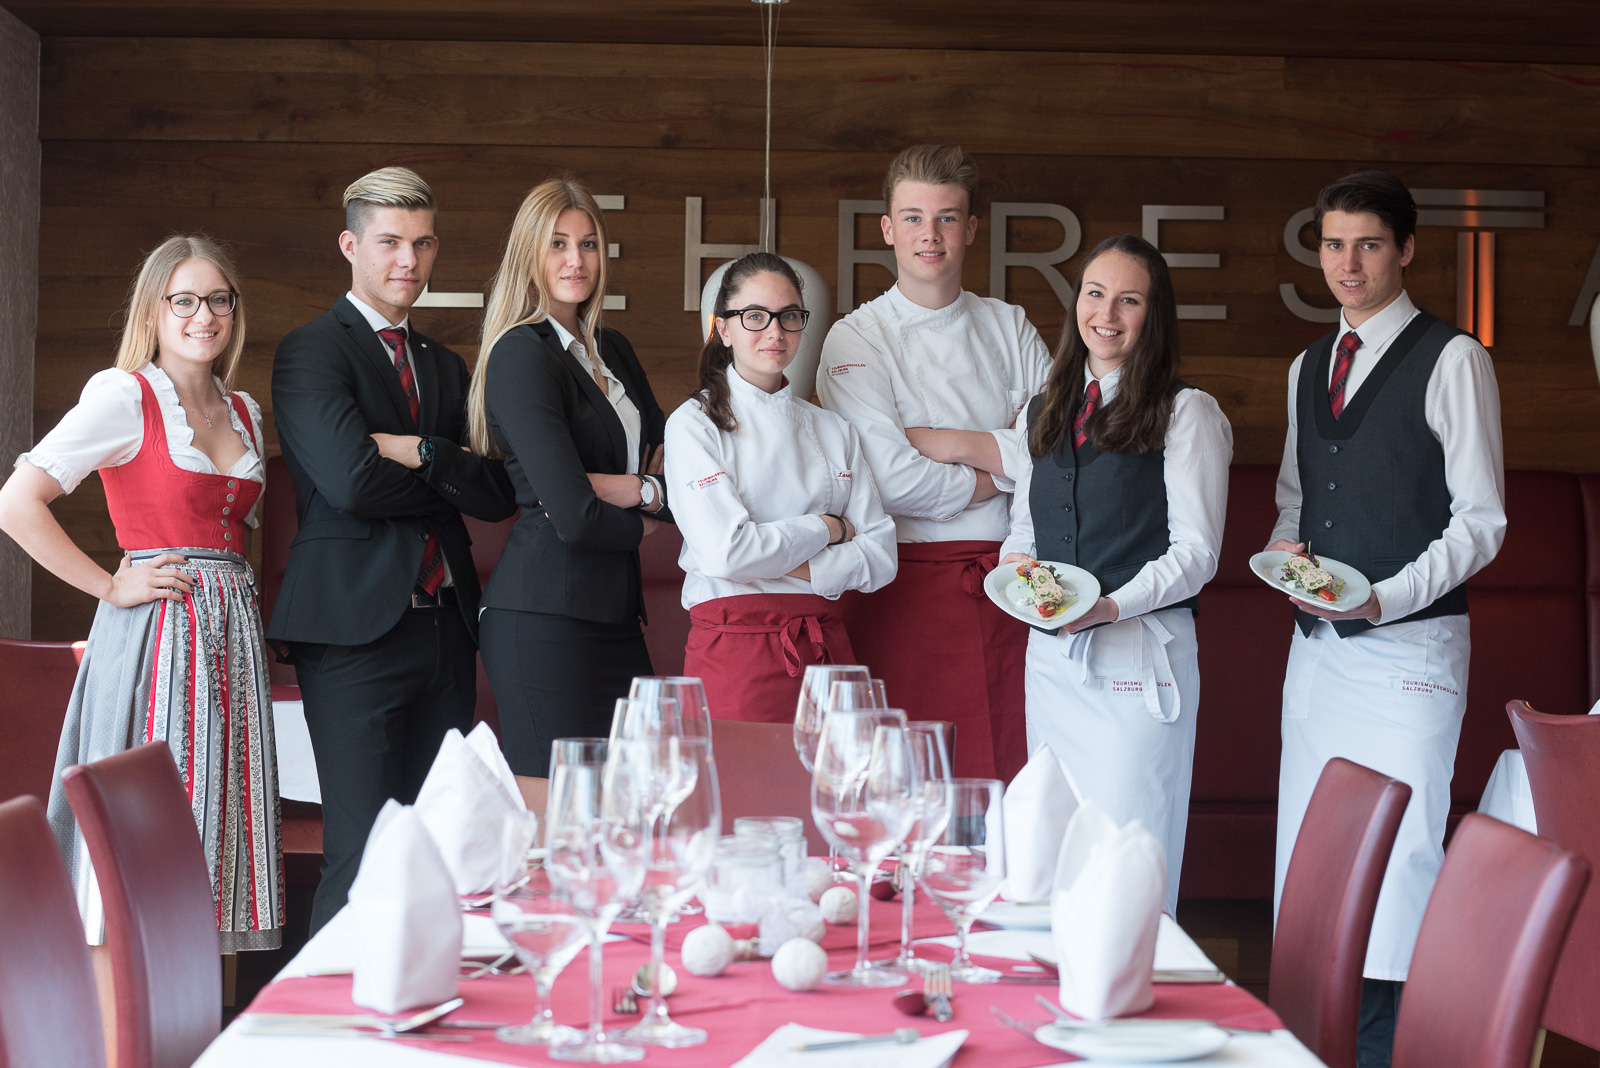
left=1295, top=310, right=1468, bottom=638
left=1027, top=382, right=1200, bottom=617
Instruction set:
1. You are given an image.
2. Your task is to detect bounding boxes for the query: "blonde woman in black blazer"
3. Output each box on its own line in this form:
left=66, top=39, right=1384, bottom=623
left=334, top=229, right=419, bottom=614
left=468, top=178, right=670, bottom=794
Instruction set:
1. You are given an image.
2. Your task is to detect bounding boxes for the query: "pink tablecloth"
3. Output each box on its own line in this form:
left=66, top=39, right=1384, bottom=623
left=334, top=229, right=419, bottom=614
left=246, top=900, right=1281, bottom=1067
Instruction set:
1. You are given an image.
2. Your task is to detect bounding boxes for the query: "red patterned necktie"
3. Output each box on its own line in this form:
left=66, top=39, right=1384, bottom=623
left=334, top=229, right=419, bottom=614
left=1329, top=331, right=1361, bottom=419
left=1073, top=379, right=1102, bottom=449
left=377, top=326, right=443, bottom=595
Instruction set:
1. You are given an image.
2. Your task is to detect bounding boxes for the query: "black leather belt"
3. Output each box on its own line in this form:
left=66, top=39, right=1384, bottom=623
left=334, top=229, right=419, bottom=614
left=409, top=586, right=459, bottom=609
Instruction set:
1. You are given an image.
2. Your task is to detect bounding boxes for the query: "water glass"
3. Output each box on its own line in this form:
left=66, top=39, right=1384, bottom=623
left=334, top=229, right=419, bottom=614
left=793, top=664, right=871, bottom=773
left=873, top=721, right=953, bottom=973
left=491, top=811, right=586, bottom=1047
left=917, top=778, right=1007, bottom=983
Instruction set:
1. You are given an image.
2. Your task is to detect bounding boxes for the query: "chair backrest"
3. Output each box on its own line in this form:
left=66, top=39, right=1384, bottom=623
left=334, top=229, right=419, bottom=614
left=1392, top=813, right=1589, bottom=1068
left=1270, top=757, right=1411, bottom=1068
left=0, top=795, right=105, bottom=1068
left=62, top=743, right=220, bottom=1068
left=0, top=638, right=86, bottom=805
left=711, top=718, right=824, bottom=854
left=1507, top=699, right=1600, bottom=1047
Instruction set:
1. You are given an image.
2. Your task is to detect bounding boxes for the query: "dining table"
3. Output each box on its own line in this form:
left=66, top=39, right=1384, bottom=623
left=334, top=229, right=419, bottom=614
left=198, top=889, right=1328, bottom=1067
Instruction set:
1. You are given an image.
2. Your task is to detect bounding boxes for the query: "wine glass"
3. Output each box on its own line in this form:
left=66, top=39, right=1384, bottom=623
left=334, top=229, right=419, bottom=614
left=609, top=695, right=682, bottom=743
left=917, top=778, right=1007, bottom=983
left=628, top=676, right=715, bottom=750
left=544, top=740, right=650, bottom=1063
left=793, top=664, right=871, bottom=773
left=872, top=722, right=953, bottom=973
left=811, top=713, right=918, bottom=987
left=827, top=679, right=883, bottom=711
left=870, top=678, right=888, bottom=706
left=621, top=737, right=720, bottom=1047
left=491, top=812, right=586, bottom=1047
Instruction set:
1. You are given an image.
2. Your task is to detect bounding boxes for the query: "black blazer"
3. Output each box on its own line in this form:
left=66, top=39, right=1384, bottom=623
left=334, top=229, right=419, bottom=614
left=266, top=296, right=515, bottom=646
left=481, top=321, right=670, bottom=624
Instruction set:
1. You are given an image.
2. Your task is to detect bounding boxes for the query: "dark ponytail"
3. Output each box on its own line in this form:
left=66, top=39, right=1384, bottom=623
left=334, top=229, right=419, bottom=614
left=696, top=251, right=804, bottom=433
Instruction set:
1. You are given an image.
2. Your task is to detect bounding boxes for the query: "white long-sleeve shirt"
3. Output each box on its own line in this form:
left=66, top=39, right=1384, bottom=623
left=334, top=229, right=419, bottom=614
left=1001, top=367, right=1233, bottom=618
left=1269, top=291, right=1507, bottom=623
left=817, top=285, right=1052, bottom=543
left=664, top=368, right=899, bottom=608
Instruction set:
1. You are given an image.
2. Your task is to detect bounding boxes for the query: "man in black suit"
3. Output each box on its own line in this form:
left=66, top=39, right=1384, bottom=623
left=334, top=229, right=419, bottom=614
left=268, top=166, right=515, bottom=932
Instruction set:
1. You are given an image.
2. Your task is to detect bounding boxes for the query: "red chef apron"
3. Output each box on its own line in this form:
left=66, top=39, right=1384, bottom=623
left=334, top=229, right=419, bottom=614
left=838, top=540, right=1028, bottom=781
left=686, top=593, right=856, bottom=724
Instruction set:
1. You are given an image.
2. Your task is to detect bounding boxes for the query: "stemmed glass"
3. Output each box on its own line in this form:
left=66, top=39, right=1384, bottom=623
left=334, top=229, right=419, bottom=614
left=811, top=712, right=918, bottom=987
left=628, top=676, right=715, bottom=750
left=917, top=778, right=1008, bottom=983
left=872, top=722, right=954, bottom=973
left=491, top=811, right=586, bottom=1047
left=621, top=737, right=720, bottom=1047
left=793, top=664, right=872, bottom=773
left=543, top=739, right=650, bottom=1063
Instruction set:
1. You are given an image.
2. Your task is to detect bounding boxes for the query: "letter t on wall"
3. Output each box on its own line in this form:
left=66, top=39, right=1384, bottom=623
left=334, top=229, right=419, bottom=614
left=1142, top=205, right=1226, bottom=321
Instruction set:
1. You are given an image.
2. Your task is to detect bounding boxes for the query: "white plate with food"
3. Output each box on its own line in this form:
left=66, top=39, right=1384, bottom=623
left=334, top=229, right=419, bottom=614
left=1033, top=1021, right=1231, bottom=1062
left=1248, top=549, right=1371, bottom=612
left=985, top=559, right=1100, bottom=631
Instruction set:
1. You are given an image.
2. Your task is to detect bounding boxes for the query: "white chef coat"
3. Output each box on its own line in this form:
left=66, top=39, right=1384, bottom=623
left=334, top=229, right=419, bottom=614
left=547, top=316, right=642, bottom=476
left=817, top=285, right=1051, bottom=543
left=1002, top=368, right=1232, bottom=916
left=664, top=368, right=899, bottom=608
left=1270, top=290, right=1506, bottom=981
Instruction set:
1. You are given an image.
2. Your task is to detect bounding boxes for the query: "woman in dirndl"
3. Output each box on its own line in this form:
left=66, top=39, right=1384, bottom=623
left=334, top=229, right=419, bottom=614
left=0, top=234, right=282, bottom=953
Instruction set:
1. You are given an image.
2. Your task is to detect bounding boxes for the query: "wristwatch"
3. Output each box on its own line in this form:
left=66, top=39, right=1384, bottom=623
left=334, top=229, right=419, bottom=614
left=416, top=437, right=435, bottom=468
left=638, top=474, right=658, bottom=510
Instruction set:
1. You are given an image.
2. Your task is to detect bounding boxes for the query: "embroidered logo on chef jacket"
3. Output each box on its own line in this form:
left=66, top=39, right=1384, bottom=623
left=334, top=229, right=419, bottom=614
left=1391, top=677, right=1460, bottom=698
left=689, top=471, right=726, bottom=490
left=835, top=470, right=853, bottom=481
left=827, top=364, right=866, bottom=377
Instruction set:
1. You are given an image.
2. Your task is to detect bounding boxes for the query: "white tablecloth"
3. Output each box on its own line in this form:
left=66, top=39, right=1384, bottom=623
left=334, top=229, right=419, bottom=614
left=1477, top=750, right=1537, bottom=834
left=272, top=699, right=321, bottom=804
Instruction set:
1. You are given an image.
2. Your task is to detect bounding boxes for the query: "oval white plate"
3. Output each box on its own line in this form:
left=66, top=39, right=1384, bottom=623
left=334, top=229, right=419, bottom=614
left=984, top=560, right=1101, bottom=631
left=976, top=900, right=1053, bottom=930
left=1248, top=550, right=1372, bottom=612
left=1034, top=1021, right=1230, bottom=1062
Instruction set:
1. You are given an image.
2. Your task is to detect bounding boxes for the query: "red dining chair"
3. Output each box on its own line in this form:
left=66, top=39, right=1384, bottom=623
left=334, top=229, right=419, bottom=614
left=1269, top=757, right=1411, bottom=1068
left=0, top=638, right=86, bottom=804
left=1507, top=699, right=1600, bottom=1048
left=0, top=795, right=105, bottom=1068
left=62, top=742, right=220, bottom=1068
left=711, top=719, right=825, bottom=854
left=1390, top=813, right=1589, bottom=1068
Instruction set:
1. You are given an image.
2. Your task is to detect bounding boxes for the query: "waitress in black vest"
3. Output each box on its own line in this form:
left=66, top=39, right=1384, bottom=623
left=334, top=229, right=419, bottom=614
left=999, top=234, right=1231, bottom=916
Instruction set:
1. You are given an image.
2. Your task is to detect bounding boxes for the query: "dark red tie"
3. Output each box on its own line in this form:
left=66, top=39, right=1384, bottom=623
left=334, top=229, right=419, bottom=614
left=1073, top=379, right=1102, bottom=450
left=378, top=326, right=443, bottom=595
left=1329, top=331, right=1361, bottom=419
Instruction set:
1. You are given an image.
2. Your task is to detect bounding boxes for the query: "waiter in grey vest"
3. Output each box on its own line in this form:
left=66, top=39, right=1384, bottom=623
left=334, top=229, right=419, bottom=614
left=1265, top=170, right=1506, bottom=1068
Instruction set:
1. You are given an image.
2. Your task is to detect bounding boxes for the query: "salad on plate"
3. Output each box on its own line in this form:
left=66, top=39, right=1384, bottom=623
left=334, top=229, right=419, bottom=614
left=1278, top=549, right=1345, bottom=603
left=1014, top=559, right=1076, bottom=620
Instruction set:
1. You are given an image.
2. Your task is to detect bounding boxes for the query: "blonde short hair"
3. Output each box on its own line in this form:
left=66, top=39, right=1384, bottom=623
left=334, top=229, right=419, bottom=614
left=114, top=235, right=247, bottom=391
left=343, top=166, right=437, bottom=236
left=882, top=144, right=981, bottom=216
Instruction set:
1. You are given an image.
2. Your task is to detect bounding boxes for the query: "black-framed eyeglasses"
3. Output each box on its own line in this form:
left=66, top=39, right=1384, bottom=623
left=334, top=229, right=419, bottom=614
left=719, top=306, right=810, bottom=333
left=162, top=290, right=238, bottom=318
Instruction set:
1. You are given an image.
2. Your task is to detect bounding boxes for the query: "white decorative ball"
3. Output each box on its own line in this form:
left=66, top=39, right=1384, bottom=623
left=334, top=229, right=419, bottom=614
left=805, top=857, right=834, bottom=903
left=771, top=937, right=829, bottom=991
left=818, top=885, right=858, bottom=924
left=680, top=924, right=736, bottom=978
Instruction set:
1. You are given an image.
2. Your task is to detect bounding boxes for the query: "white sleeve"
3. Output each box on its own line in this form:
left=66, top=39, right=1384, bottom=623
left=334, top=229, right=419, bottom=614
left=998, top=405, right=1038, bottom=561
left=15, top=369, right=144, bottom=494
left=1269, top=354, right=1306, bottom=547
left=988, top=316, right=1054, bottom=494
left=806, top=423, right=900, bottom=599
left=816, top=320, right=977, bottom=521
left=239, top=391, right=265, bottom=530
left=663, top=405, right=832, bottom=584
left=1108, top=390, right=1233, bottom=619
left=1370, top=338, right=1506, bottom=621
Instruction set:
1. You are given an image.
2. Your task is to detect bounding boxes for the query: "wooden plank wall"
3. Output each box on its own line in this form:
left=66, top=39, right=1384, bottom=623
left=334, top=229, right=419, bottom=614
left=30, top=36, right=1600, bottom=638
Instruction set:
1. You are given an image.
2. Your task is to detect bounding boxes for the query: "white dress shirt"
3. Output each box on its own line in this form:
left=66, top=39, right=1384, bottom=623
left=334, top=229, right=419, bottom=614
left=664, top=368, right=899, bottom=608
left=546, top=316, right=642, bottom=475
left=346, top=291, right=423, bottom=407
left=1001, top=367, right=1233, bottom=618
left=1269, top=291, right=1507, bottom=622
left=18, top=366, right=264, bottom=527
left=817, top=285, right=1052, bottom=543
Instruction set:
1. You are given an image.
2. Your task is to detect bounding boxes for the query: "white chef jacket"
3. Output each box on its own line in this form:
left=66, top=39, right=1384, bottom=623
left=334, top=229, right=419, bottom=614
left=817, top=285, right=1052, bottom=543
left=664, top=368, right=899, bottom=608
left=1000, top=367, right=1234, bottom=619
left=1269, top=291, right=1507, bottom=620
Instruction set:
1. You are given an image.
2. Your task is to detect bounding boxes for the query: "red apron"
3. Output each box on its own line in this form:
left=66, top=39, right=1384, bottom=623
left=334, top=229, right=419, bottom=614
left=839, top=540, right=1028, bottom=781
left=686, top=594, right=856, bottom=724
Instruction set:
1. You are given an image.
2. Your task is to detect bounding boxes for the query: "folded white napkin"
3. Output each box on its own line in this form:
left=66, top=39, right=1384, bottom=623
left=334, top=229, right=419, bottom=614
left=732, top=1023, right=968, bottom=1068
left=413, top=722, right=526, bottom=895
left=1001, top=744, right=1081, bottom=903
left=1050, top=801, right=1166, bottom=1021
left=348, top=800, right=463, bottom=1014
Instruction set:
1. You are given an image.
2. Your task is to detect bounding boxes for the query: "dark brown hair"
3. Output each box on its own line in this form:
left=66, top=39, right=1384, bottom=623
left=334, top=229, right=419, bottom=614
left=1314, top=169, right=1417, bottom=248
left=1029, top=234, right=1179, bottom=458
left=695, top=252, right=805, bottom=433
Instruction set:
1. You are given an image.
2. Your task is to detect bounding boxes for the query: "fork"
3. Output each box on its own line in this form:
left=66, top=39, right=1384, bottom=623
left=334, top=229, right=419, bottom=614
left=925, top=963, right=954, bottom=1022
left=611, top=985, right=639, bottom=1015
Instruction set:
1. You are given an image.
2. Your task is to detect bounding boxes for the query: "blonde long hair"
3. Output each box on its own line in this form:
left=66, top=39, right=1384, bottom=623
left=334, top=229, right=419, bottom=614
left=469, top=178, right=611, bottom=457
left=115, top=234, right=248, bottom=390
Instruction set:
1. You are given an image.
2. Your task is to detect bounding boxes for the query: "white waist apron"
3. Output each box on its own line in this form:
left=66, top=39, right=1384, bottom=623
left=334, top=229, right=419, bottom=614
left=1274, top=615, right=1469, bottom=982
left=1024, top=607, right=1198, bottom=917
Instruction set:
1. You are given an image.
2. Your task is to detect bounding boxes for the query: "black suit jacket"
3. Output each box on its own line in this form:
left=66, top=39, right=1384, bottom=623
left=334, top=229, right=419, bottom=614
left=481, top=321, right=670, bottom=624
left=266, top=296, right=515, bottom=646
